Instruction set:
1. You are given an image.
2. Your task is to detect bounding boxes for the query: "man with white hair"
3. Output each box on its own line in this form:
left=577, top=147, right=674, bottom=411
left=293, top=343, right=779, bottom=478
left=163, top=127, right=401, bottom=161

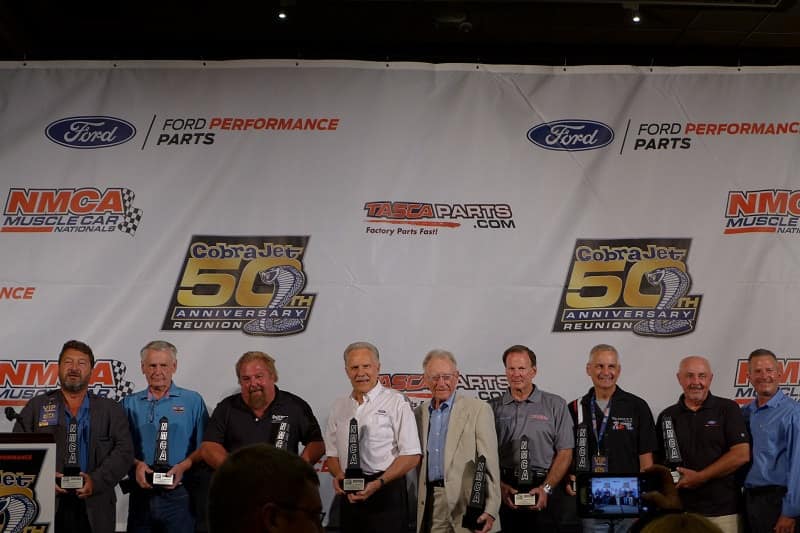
left=415, top=349, right=501, bottom=533
left=123, top=340, right=209, bottom=533
left=324, top=341, right=421, bottom=533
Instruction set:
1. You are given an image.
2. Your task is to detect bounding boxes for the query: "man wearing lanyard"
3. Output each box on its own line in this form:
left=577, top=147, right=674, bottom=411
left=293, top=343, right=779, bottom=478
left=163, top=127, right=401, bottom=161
left=741, top=349, right=800, bottom=533
left=123, top=340, right=209, bottom=533
left=414, top=349, right=501, bottom=533
left=324, top=341, right=421, bottom=533
left=13, top=340, right=134, bottom=533
left=568, top=344, right=657, bottom=533
left=488, top=344, right=573, bottom=532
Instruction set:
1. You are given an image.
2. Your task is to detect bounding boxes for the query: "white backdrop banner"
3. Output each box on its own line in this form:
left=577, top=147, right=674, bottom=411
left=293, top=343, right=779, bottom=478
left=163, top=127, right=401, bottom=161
left=1, top=60, right=799, bottom=528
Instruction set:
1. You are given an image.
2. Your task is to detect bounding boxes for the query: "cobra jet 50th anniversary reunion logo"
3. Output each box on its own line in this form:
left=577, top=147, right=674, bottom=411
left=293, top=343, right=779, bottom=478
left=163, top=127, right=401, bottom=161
left=0, top=449, right=49, bottom=533
left=553, top=239, right=703, bottom=337
left=162, top=236, right=316, bottom=335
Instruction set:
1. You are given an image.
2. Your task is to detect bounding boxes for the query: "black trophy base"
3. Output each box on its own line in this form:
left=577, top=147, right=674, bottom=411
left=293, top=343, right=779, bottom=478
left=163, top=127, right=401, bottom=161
left=343, top=469, right=366, bottom=493
left=146, top=466, right=174, bottom=487
left=461, top=506, right=484, bottom=530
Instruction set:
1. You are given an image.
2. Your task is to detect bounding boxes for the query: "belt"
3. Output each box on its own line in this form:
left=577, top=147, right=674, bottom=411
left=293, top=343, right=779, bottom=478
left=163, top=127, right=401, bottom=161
left=428, top=479, right=445, bottom=488
left=745, top=485, right=787, bottom=496
left=501, top=467, right=547, bottom=485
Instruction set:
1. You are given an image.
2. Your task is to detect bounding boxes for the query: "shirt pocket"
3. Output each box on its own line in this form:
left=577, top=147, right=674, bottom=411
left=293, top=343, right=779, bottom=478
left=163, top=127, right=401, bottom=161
left=366, top=412, right=394, bottom=444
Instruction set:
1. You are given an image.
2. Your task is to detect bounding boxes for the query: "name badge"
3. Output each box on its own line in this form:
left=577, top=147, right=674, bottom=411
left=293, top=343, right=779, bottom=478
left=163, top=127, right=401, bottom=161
left=38, top=402, right=57, bottom=427
left=592, top=455, right=608, bottom=473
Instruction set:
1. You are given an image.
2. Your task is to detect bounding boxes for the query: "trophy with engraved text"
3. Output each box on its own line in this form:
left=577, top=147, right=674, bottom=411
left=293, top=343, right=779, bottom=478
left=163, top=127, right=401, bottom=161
left=662, top=416, right=683, bottom=484
left=271, top=421, right=291, bottom=451
left=514, top=435, right=537, bottom=507
left=147, top=417, right=174, bottom=486
left=343, top=418, right=365, bottom=492
left=462, top=455, right=488, bottom=530
left=60, top=420, right=84, bottom=490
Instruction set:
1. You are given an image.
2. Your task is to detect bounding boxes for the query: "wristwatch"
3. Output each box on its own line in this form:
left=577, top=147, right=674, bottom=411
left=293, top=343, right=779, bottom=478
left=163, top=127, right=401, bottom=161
left=542, top=483, right=553, bottom=495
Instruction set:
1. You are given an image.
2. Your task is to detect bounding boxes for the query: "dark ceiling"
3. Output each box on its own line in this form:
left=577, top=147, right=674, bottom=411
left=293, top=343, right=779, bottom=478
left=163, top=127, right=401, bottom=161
left=1, top=1, right=799, bottom=66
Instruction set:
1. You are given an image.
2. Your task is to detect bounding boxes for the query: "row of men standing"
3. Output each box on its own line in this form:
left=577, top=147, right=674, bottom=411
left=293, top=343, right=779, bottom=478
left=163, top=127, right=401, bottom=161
left=11, top=339, right=800, bottom=533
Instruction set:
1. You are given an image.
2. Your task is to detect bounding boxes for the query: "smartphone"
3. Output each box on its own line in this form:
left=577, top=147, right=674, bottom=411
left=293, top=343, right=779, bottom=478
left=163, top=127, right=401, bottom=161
left=576, top=472, right=661, bottom=518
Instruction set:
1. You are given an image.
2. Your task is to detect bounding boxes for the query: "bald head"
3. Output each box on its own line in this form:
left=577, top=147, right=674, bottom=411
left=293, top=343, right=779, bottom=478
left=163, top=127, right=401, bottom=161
left=677, top=356, right=713, bottom=408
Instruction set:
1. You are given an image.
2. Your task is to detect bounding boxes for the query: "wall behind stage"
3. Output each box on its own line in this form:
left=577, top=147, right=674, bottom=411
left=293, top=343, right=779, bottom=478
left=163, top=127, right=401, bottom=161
left=0, top=60, right=799, bottom=527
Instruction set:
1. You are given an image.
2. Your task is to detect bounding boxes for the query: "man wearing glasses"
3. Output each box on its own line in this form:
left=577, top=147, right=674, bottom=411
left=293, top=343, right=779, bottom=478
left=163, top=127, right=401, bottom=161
left=414, top=349, right=501, bottom=533
left=122, top=340, right=209, bottom=533
left=209, top=443, right=325, bottom=533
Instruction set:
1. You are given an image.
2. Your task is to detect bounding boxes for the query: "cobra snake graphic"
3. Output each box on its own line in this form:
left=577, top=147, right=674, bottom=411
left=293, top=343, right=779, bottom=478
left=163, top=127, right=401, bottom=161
left=243, top=265, right=307, bottom=335
left=0, top=489, right=38, bottom=533
left=632, top=267, right=693, bottom=336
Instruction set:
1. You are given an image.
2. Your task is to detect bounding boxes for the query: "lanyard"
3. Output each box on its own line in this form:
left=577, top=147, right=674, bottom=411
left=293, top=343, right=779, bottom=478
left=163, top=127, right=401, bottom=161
left=590, top=396, right=611, bottom=454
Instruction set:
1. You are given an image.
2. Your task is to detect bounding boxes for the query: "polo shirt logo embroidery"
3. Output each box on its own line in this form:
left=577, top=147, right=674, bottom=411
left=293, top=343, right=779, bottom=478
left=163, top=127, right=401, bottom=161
left=271, top=414, right=288, bottom=422
left=172, top=406, right=185, bottom=413
left=611, top=417, right=633, bottom=430
left=529, top=414, right=549, bottom=421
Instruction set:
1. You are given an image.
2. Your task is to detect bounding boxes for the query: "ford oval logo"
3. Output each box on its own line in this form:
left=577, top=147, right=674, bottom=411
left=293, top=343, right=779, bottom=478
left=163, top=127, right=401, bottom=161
left=527, top=120, right=614, bottom=151
left=45, top=116, right=136, bottom=149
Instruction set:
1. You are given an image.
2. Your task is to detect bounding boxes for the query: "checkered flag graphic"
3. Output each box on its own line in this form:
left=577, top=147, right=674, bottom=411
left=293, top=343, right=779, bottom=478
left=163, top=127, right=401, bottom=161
left=109, top=360, right=136, bottom=401
left=117, top=188, right=143, bottom=236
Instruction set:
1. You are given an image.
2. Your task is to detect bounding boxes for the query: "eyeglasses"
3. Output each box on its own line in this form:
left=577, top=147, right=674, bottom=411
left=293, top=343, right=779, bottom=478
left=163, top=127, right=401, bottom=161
left=427, top=374, right=456, bottom=382
left=274, top=503, right=326, bottom=526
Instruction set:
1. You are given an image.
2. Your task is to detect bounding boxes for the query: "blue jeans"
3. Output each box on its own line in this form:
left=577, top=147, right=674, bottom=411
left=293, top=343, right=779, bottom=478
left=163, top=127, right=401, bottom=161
left=127, top=484, right=195, bottom=533
left=581, top=517, right=636, bottom=533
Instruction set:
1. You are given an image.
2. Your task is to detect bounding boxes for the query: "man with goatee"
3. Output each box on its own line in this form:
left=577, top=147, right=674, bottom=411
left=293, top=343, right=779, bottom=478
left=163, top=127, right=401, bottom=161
left=13, top=340, right=134, bottom=533
left=201, top=351, right=325, bottom=468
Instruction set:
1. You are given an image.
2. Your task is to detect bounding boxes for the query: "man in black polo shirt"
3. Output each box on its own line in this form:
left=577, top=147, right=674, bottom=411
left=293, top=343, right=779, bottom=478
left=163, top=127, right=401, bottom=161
left=568, top=344, right=657, bottom=533
left=655, top=355, right=750, bottom=533
left=201, top=351, right=325, bottom=468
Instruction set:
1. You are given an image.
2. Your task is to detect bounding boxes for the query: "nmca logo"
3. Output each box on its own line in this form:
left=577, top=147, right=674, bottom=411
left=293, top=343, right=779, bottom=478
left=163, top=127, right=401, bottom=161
left=379, top=372, right=508, bottom=408
left=724, top=189, right=800, bottom=235
left=2, top=187, right=142, bottom=236
left=731, top=357, right=800, bottom=405
left=0, top=359, right=135, bottom=407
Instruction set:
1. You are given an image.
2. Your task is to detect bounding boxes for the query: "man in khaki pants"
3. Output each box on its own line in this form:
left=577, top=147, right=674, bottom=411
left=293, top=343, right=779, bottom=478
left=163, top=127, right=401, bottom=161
left=415, top=349, right=501, bottom=533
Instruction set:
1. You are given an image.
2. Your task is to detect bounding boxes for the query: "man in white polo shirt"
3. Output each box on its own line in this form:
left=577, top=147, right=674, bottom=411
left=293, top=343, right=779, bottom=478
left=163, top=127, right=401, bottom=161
left=324, top=341, right=421, bottom=533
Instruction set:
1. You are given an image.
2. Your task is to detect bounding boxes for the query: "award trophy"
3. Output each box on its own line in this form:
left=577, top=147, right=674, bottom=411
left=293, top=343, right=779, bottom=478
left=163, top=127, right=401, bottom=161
left=342, top=418, right=365, bottom=493
left=147, top=417, right=174, bottom=486
left=513, top=435, right=537, bottom=507
left=662, top=416, right=682, bottom=484
left=461, top=455, right=487, bottom=530
left=271, top=421, right=291, bottom=451
left=60, top=421, right=84, bottom=490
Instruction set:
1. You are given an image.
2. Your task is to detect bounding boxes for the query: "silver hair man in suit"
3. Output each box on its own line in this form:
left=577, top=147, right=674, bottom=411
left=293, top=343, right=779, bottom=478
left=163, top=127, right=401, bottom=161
left=415, top=349, right=501, bottom=533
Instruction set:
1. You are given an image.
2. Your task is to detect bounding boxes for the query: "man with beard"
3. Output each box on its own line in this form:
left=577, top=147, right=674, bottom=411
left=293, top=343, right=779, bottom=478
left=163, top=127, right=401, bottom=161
left=13, top=340, right=134, bottom=533
left=741, top=349, right=800, bottom=533
left=201, top=351, right=325, bottom=468
left=655, top=356, right=749, bottom=533
left=123, top=340, right=209, bottom=533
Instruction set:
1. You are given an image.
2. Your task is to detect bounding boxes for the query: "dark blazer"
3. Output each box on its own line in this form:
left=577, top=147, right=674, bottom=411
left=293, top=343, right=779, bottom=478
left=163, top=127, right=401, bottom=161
left=13, top=389, right=134, bottom=533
